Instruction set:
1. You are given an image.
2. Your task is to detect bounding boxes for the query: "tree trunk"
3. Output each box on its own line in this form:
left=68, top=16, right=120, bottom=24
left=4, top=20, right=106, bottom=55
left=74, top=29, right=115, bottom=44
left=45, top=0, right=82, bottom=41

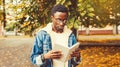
left=86, top=27, right=89, bottom=35
left=3, top=0, right=6, bottom=28
left=113, top=24, right=118, bottom=35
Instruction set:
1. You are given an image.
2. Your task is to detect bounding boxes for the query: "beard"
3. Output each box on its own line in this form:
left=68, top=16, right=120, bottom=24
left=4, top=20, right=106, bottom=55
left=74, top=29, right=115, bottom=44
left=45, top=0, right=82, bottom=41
left=56, top=25, right=64, bottom=30
left=55, top=25, right=64, bottom=32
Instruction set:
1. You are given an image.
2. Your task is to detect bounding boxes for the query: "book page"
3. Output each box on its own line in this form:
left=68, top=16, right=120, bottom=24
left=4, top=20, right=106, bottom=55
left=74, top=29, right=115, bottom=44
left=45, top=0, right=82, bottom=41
left=66, top=42, right=80, bottom=61
left=53, top=42, right=80, bottom=62
left=52, top=43, right=69, bottom=62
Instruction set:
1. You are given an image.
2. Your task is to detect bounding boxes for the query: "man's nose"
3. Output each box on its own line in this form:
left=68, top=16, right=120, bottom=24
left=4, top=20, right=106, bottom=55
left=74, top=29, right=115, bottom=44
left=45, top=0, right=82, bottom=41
left=59, top=22, right=65, bottom=25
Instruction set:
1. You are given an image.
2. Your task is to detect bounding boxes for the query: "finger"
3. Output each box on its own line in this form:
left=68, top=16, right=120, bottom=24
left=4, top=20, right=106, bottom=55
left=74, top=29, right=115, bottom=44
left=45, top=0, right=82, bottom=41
left=72, top=51, right=79, bottom=55
left=53, top=55, right=62, bottom=59
left=51, top=53, right=63, bottom=59
left=71, top=53, right=80, bottom=57
left=52, top=51, right=62, bottom=55
left=71, top=54, right=79, bottom=57
left=52, top=53, right=62, bottom=57
left=52, top=50, right=62, bottom=54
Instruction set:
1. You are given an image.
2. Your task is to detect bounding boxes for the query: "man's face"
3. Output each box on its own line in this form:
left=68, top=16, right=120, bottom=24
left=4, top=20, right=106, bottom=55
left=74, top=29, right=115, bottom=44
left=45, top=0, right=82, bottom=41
left=51, top=12, right=67, bottom=32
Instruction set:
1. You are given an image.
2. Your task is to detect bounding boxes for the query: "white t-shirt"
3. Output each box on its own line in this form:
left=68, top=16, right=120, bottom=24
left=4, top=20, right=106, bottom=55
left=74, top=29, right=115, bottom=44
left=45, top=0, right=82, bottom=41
left=52, top=32, right=69, bottom=67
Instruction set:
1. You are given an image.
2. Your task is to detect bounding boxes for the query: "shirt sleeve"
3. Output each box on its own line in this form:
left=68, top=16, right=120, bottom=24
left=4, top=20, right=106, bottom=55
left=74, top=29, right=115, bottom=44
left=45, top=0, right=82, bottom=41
left=30, top=31, right=45, bottom=66
left=70, top=33, right=81, bottom=66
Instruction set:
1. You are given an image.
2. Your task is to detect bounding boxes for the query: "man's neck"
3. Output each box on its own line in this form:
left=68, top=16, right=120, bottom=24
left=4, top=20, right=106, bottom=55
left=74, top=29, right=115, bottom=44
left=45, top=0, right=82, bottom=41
left=52, top=28, right=63, bottom=33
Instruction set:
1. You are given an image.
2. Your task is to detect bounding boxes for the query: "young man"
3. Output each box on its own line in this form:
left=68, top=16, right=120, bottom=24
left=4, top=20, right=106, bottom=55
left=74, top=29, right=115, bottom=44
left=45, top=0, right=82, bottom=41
left=30, top=4, right=81, bottom=67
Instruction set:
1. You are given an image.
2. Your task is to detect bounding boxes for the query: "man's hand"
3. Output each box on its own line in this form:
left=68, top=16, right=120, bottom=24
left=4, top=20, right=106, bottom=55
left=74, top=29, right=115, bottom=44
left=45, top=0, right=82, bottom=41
left=44, top=50, right=62, bottom=59
left=71, top=48, right=80, bottom=61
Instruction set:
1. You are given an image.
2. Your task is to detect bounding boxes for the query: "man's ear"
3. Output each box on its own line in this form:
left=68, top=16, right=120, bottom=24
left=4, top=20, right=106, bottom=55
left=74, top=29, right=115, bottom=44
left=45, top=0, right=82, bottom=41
left=51, top=16, right=54, bottom=21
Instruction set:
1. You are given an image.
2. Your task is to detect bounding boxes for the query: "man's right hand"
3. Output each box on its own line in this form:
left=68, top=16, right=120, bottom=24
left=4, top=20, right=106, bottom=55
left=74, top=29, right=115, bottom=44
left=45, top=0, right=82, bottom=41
left=44, top=50, right=62, bottom=59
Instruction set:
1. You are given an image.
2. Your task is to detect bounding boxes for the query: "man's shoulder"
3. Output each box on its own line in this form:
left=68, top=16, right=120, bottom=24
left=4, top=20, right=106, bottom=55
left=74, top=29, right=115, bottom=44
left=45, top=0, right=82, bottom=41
left=37, top=30, right=48, bottom=35
left=69, top=33, right=75, bottom=37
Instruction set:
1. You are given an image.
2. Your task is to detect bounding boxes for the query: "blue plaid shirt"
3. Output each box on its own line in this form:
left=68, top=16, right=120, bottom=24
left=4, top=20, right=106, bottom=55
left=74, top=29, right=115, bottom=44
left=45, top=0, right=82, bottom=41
left=30, top=30, right=80, bottom=67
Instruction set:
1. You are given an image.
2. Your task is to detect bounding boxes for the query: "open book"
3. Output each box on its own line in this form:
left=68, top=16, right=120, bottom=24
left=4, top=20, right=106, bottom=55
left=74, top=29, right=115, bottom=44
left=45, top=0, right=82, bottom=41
left=52, top=42, right=80, bottom=62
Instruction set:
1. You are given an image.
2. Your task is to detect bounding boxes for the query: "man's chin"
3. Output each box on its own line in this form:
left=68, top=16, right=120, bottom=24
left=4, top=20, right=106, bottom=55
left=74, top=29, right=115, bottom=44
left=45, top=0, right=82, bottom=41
left=58, top=29, right=64, bottom=33
left=56, top=28, right=64, bottom=32
left=58, top=28, right=64, bottom=30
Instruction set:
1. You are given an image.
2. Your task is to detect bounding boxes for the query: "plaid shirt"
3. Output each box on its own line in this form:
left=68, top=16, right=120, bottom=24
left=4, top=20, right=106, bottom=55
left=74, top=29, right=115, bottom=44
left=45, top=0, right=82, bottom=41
left=30, top=30, right=80, bottom=67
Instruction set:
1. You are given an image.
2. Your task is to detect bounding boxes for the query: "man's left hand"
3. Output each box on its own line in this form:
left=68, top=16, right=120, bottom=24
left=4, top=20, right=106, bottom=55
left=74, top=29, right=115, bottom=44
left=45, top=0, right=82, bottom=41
left=70, top=48, right=80, bottom=61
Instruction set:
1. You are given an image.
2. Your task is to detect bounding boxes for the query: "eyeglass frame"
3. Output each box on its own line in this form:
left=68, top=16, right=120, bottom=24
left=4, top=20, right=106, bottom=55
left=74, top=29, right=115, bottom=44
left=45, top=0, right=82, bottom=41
left=54, top=18, right=67, bottom=24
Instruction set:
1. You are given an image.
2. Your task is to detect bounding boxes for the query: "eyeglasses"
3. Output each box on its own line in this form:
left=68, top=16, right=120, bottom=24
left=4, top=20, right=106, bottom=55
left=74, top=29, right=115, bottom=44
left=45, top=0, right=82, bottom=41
left=55, top=18, right=67, bottom=24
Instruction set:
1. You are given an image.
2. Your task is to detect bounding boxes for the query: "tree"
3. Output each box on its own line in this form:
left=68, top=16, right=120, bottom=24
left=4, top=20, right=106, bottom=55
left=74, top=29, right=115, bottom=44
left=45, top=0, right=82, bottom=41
left=13, top=0, right=120, bottom=36
left=92, top=0, right=120, bottom=34
left=17, top=0, right=56, bottom=36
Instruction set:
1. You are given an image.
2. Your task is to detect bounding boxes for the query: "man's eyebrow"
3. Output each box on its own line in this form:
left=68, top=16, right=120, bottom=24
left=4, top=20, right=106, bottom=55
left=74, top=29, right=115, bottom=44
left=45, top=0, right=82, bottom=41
left=57, top=18, right=67, bottom=20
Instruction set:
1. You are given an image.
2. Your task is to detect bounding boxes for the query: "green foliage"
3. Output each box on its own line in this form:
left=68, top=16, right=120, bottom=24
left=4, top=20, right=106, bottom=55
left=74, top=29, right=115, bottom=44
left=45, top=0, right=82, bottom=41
left=4, top=0, right=120, bottom=35
left=0, top=0, right=2, bottom=5
left=5, top=22, right=16, bottom=31
left=92, top=0, right=120, bottom=25
left=16, top=0, right=56, bottom=35
left=0, top=10, right=3, bottom=21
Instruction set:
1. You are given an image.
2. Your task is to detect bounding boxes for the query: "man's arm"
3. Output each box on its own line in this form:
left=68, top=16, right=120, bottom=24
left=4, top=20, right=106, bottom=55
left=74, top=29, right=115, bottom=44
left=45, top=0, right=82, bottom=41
left=70, top=33, right=81, bottom=66
left=30, top=30, right=53, bottom=67
left=30, top=31, right=44, bottom=65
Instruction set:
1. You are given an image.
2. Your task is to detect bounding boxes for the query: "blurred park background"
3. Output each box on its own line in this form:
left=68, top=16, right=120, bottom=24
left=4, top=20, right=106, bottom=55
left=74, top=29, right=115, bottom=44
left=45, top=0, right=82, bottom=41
left=0, top=0, right=120, bottom=67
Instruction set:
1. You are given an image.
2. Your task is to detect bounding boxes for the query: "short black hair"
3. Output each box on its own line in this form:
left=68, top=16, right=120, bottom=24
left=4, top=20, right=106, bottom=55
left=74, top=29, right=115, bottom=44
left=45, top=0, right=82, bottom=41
left=51, top=4, right=68, bottom=16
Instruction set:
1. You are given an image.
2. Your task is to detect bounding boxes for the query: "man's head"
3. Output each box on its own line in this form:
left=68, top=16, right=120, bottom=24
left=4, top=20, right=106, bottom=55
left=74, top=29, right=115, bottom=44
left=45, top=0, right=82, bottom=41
left=51, top=4, right=68, bottom=33
left=51, top=4, right=68, bottom=16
